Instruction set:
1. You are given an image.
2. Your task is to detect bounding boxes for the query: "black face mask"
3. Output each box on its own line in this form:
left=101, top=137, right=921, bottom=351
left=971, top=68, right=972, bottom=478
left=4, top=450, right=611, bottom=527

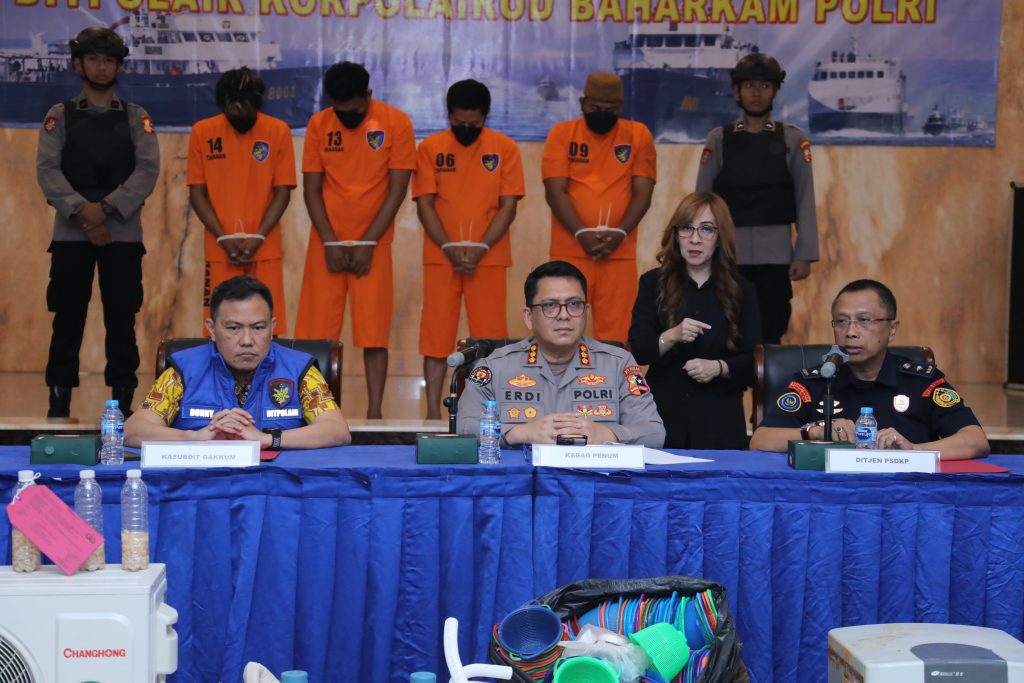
left=335, top=108, right=366, bottom=130
left=584, top=110, right=618, bottom=135
left=226, top=111, right=258, bottom=134
left=451, top=125, right=483, bottom=146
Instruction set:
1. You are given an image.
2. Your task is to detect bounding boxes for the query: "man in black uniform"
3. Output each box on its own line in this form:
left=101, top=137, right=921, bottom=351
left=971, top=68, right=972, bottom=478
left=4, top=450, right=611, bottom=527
left=36, top=27, right=160, bottom=417
left=750, top=279, right=989, bottom=461
left=696, top=53, right=818, bottom=344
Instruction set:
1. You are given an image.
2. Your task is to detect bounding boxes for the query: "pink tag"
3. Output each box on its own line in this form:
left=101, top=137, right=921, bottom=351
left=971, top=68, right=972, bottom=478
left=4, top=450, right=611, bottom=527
left=6, top=485, right=103, bottom=575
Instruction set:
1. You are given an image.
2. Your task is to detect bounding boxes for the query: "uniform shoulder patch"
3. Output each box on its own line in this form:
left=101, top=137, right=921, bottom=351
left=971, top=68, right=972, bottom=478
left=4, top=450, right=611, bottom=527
left=624, top=366, right=650, bottom=396
left=920, top=377, right=946, bottom=398
left=43, top=116, right=59, bottom=134
left=776, top=392, right=802, bottom=413
left=799, top=139, right=812, bottom=164
left=700, top=147, right=713, bottom=165
left=140, top=113, right=155, bottom=134
left=468, top=367, right=491, bottom=386
left=900, top=361, right=936, bottom=378
left=932, top=387, right=961, bottom=408
left=787, top=381, right=811, bottom=403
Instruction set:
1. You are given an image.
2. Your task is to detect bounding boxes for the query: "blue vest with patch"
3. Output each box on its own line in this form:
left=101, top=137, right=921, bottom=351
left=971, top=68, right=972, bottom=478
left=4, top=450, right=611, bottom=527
left=170, top=342, right=314, bottom=431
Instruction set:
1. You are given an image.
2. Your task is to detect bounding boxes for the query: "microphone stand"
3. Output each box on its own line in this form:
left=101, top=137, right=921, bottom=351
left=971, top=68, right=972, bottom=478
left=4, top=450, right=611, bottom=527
left=823, top=376, right=835, bottom=440
left=444, top=365, right=464, bottom=434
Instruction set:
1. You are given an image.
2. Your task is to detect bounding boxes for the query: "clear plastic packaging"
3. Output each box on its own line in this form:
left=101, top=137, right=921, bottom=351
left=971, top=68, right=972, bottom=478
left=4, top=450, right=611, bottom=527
left=74, top=469, right=105, bottom=571
left=558, top=626, right=651, bottom=682
left=11, top=470, right=41, bottom=573
left=101, top=399, right=125, bottom=465
left=120, top=469, right=149, bottom=571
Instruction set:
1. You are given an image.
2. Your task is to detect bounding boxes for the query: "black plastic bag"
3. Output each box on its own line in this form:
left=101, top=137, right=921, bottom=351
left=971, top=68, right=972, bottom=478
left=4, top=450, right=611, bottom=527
left=489, top=576, right=746, bottom=683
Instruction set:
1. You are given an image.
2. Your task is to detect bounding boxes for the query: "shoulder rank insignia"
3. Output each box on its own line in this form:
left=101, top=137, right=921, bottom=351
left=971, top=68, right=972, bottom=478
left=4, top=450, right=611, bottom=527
left=526, top=343, right=538, bottom=365
left=900, top=362, right=936, bottom=378
left=932, top=387, right=961, bottom=408
left=800, top=367, right=824, bottom=378
left=578, top=342, right=591, bottom=366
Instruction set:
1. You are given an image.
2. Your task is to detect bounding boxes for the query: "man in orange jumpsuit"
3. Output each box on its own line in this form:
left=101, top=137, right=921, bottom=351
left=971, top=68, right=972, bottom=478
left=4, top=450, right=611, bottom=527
left=413, top=79, right=525, bottom=419
left=295, top=62, right=415, bottom=419
left=542, top=71, right=657, bottom=343
left=187, top=67, right=295, bottom=334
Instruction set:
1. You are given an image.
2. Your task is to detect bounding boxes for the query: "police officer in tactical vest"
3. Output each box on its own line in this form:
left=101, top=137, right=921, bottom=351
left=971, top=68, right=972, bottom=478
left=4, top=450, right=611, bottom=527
left=36, top=26, right=160, bottom=417
left=696, top=53, right=819, bottom=344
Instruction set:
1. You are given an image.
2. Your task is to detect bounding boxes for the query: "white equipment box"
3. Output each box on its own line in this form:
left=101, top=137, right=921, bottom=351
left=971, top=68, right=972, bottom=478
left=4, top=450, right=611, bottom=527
left=829, top=623, right=1024, bottom=683
left=0, top=563, right=178, bottom=682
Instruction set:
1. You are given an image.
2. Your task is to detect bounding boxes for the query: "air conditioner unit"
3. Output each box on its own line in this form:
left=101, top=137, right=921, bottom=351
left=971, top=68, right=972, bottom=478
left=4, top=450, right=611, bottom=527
left=0, top=563, right=178, bottom=683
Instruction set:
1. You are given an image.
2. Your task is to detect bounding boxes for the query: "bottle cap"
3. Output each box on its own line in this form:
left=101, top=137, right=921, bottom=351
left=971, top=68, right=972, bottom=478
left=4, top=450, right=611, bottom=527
left=410, top=673, right=437, bottom=683
left=280, top=672, right=309, bottom=683
left=106, top=399, right=119, bottom=407
left=80, top=470, right=95, bottom=480
left=127, top=469, right=142, bottom=479
left=485, top=400, right=497, bottom=408
left=861, top=407, right=874, bottom=414
left=17, top=470, right=35, bottom=483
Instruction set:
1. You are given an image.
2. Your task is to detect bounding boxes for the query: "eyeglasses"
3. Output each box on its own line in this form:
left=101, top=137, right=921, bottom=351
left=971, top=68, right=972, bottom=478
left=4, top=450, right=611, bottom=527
left=529, top=299, right=587, bottom=318
left=676, top=223, right=718, bottom=239
left=830, top=318, right=894, bottom=330
left=739, top=81, right=774, bottom=92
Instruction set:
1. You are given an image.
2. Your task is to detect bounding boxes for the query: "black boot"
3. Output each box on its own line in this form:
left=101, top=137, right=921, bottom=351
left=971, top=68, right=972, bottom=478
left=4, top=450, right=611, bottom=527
left=47, top=386, right=73, bottom=418
left=112, top=386, right=135, bottom=418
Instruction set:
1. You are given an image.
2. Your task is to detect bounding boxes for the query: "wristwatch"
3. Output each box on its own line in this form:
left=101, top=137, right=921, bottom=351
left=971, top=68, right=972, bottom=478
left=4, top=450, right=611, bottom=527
left=800, top=421, right=823, bottom=441
left=100, top=200, right=116, bottom=215
left=262, top=428, right=282, bottom=450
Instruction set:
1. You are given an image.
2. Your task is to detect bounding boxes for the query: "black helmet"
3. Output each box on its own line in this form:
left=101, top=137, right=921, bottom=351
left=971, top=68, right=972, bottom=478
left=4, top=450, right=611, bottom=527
left=69, top=27, right=129, bottom=62
left=731, top=53, right=785, bottom=86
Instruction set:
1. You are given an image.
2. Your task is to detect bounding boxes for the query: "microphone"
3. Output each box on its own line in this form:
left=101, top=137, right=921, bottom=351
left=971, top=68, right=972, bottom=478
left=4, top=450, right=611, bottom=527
left=820, top=344, right=849, bottom=379
left=446, top=340, right=496, bottom=368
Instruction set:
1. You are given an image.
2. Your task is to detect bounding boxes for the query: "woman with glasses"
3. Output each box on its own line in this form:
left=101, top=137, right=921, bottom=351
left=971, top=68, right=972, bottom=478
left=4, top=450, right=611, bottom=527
left=628, top=191, right=762, bottom=449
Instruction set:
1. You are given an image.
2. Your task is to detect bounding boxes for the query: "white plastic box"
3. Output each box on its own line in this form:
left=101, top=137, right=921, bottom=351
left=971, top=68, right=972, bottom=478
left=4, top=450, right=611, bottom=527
left=0, top=563, right=178, bottom=682
left=828, top=623, right=1024, bottom=683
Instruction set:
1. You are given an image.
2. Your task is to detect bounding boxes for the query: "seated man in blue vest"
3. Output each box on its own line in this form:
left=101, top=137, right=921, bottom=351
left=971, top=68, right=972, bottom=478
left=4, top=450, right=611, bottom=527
left=125, top=275, right=351, bottom=449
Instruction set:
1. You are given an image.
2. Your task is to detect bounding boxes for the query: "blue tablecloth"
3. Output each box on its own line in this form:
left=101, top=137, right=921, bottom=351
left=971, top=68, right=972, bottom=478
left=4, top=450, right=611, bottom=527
left=0, top=447, right=536, bottom=683
left=3, top=447, right=1023, bottom=683
left=533, top=451, right=1024, bottom=683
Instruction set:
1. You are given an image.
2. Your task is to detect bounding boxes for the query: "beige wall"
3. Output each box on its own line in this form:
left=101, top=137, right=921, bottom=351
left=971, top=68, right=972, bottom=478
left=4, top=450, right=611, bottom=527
left=2, top=1, right=1019, bottom=384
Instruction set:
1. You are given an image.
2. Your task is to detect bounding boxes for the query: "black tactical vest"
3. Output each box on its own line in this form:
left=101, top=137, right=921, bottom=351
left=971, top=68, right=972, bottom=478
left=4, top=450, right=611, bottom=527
left=712, top=123, right=796, bottom=227
left=60, top=99, right=135, bottom=202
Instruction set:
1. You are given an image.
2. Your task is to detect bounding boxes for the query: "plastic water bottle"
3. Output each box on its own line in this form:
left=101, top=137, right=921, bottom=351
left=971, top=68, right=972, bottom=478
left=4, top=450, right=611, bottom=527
left=74, top=470, right=105, bottom=571
left=100, top=399, right=125, bottom=465
left=855, top=407, right=878, bottom=449
left=11, top=470, right=40, bottom=573
left=120, top=469, right=149, bottom=571
left=478, top=400, right=501, bottom=464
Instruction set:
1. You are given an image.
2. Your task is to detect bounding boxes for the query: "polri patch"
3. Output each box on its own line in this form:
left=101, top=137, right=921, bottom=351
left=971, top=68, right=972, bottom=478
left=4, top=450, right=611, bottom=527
left=933, top=387, right=961, bottom=408
left=700, top=147, right=713, bottom=165
left=269, top=379, right=294, bottom=407
left=468, top=367, right=492, bottom=386
left=481, top=154, right=499, bottom=172
left=141, top=114, right=155, bottom=134
left=800, top=139, right=812, bottom=163
left=43, top=116, right=58, bottom=134
left=366, top=130, right=385, bottom=150
left=614, top=144, right=632, bottom=163
left=624, top=366, right=650, bottom=396
left=252, top=141, right=270, bottom=162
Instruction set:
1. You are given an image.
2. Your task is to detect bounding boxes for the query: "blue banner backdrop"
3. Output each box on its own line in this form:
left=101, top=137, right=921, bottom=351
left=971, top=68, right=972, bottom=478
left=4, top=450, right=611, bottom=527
left=0, top=0, right=1002, bottom=145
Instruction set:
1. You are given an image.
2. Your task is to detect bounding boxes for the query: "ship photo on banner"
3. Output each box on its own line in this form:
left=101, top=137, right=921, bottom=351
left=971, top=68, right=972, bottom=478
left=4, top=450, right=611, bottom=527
left=0, top=0, right=1001, bottom=147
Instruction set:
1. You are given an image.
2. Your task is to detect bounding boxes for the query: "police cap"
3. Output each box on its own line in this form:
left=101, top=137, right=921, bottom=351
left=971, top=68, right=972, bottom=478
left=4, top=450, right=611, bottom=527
left=731, top=53, right=785, bottom=86
left=70, top=27, right=129, bottom=62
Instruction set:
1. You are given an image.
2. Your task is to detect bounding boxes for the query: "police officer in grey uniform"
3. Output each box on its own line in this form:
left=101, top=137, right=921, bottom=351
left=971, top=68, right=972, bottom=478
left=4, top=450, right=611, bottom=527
left=457, top=261, right=665, bottom=447
left=36, top=26, right=160, bottom=417
left=696, top=53, right=818, bottom=344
